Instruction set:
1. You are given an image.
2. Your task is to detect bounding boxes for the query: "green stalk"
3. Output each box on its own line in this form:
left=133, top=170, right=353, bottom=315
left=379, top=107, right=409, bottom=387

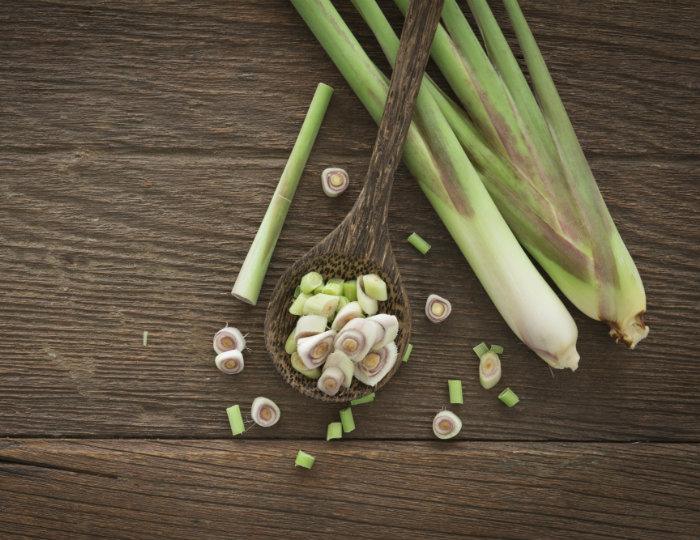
left=292, top=0, right=580, bottom=370
left=231, top=82, right=333, bottom=305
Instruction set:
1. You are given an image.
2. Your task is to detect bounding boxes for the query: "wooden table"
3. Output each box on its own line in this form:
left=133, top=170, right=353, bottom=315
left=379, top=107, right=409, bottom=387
left=1, top=1, right=698, bottom=538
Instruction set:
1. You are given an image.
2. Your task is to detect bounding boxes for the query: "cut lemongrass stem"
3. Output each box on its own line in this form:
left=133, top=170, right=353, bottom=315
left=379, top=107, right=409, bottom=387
left=142, top=331, right=148, bottom=346
left=361, top=274, right=388, bottom=301
left=407, top=232, right=430, bottom=254
left=331, top=300, right=363, bottom=331
left=231, top=82, right=333, bottom=305
left=350, top=392, right=375, bottom=405
left=448, top=379, right=463, bottom=404
left=297, top=330, right=336, bottom=369
left=343, top=280, right=357, bottom=302
left=213, top=326, right=246, bottom=354
left=317, top=366, right=345, bottom=396
left=339, top=407, right=356, bottom=433
left=295, top=450, right=315, bottom=469
left=402, top=343, right=413, bottom=363
left=479, top=351, right=502, bottom=389
left=302, top=293, right=340, bottom=318
left=226, top=404, right=245, bottom=436
left=321, top=277, right=345, bottom=296
left=295, top=314, right=328, bottom=339
left=425, top=294, right=451, bottom=323
left=215, top=350, right=245, bottom=375
left=289, top=292, right=310, bottom=316
left=490, top=344, right=504, bottom=354
left=326, top=421, right=343, bottom=440
left=321, top=167, right=350, bottom=197
left=290, top=351, right=321, bottom=379
left=251, top=397, right=281, bottom=427
left=499, top=387, right=520, bottom=407
left=285, top=329, right=297, bottom=354
left=432, top=410, right=462, bottom=439
left=365, top=313, right=398, bottom=347
left=300, top=271, right=324, bottom=294
left=473, top=342, right=489, bottom=358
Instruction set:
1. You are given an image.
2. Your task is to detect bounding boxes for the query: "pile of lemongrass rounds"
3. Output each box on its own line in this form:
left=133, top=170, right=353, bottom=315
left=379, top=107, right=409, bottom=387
left=291, top=0, right=649, bottom=372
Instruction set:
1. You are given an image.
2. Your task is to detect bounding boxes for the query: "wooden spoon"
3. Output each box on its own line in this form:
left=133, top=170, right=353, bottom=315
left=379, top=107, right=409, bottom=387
left=264, top=0, right=444, bottom=402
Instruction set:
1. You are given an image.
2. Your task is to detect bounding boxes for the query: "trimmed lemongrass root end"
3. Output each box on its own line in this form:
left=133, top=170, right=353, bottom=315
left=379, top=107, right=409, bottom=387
left=226, top=404, right=245, bottom=436
left=215, top=350, right=245, bottom=375
left=407, top=232, right=431, bottom=254
left=432, top=410, right=462, bottom=439
left=213, top=326, right=246, bottom=354
left=321, top=167, right=349, bottom=197
left=351, top=392, right=375, bottom=405
left=251, top=397, right=281, bottom=427
left=326, top=421, right=343, bottom=440
left=402, top=343, right=413, bottom=363
left=425, top=294, right=452, bottom=323
left=339, top=407, right=355, bottom=432
left=479, top=351, right=502, bottom=390
left=498, top=387, right=520, bottom=407
left=232, top=83, right=333, bottom=305
left=295, top=450, right=315, bottom=469
left=448, top=379, right=463, bottom=404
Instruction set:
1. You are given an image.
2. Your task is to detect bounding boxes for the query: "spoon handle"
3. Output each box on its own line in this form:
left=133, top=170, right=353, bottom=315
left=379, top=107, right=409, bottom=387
left=352, top=0, right=444, bottom=229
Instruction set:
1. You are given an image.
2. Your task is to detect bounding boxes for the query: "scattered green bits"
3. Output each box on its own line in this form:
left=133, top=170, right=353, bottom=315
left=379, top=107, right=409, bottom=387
left=295, top=450, right=315, bottom=469
left=321, top=277, right=344, bottom=296
left=326, top=421, right=343, bottom=440
left=343, top=280, right=357, bottom=302
left=498, top=387, right=520, bottom=407
left=142, top=331, right=148, bottom=346
left=300, top=271, right=323, bottom=294
left=407, top=232, right=431, bottom=255
left=402, top=343, right=413, bottom=363
left=473, top=342, right=489, bottom=358
left=448, top=379, right=463, bottom=404
left=350, top=392, right=375, bottom=405
left=226, top=404, right=245, bottom=436
left=339, top=407, right=355, bottom=433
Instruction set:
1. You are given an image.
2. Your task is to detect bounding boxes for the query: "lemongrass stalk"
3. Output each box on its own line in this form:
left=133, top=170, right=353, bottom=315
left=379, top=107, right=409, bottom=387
left=231, top=83, right=333, bottom=305
left=293, top=0, right=579, bottom=369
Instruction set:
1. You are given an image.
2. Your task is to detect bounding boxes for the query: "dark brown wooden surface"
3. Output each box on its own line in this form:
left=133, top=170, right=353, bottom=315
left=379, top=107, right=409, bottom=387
left=1, top=1, right=698, bottom=538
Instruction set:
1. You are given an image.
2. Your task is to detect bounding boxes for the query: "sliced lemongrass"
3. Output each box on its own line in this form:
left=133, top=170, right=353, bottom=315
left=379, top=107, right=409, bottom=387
left=300, top=271, right=324, bottom=294
left=361, top=273, right=388, bottom=301
left=285, top=328, right=297, bottom=355
left=290, top=351, right=321, bottom=379
left=425, top=294, right=451, bottom=323
left=490, top=344, right=504, bottom=355
left=321, top=167, right=350, bottom=197
left=351, top=392, right=375, bottom=405
left=251, top=397, right=281, bottom=427
left=232, top=83, right=333, bottom=305
left=356, top=275, right=378, bottom=315
left=479, top=351, right=502, bottom=390
left=354, top=341, right=398, bottom=386
left=402, top=343, right=413, bottom=363
left=317, top=365, right=345, bottom=396
left=473, top=342, right=489, bottom=358
left=324, top=350, right=355, bottom=388
left=215, top=350, right=245, bottom=374
left=335, top=295, right=350, bottom=313
left=295, top=314, right=328, bottom=339
left=407, top=232, right=431, bottom=254
left=339, top=407, right=356, bottom=433
left=331, top=300, right=364, bottom=331
left=321, top=277, right=344, bottom=296
left=448, top=379, right=463, bottom=404
left=343, top=280, right=358, bottom=301
left=365, top=313, right=398, bottom=347
left=226, top=404, right=245, bottom=436
left=297, top=329, right=336, bottom=369
left=498, top=387, right=520, bottom=407
left=313, top=283, right=325, bottom=294
left=334, top=317, right=379, bottom=362
left=142, top=330, right=148, bottom=346
left=302, top=293, right=340, bottom=319
left=213, top=326, right=246, bottom=354
left=326, top=421, right=343, bottom=440
left=295, top=450, right=315, bottom=469
left=294, top=285, right=302, bottom=298
left=432, top=410, right=462, bottom=439
left=289, top=292, right=310, bottom=316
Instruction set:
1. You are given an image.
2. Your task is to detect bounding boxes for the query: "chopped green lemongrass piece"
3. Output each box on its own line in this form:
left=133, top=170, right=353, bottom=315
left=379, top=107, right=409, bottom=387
left=490, top=344, right=504, bottom=355
left=226, top=404, right=245, bottom=436
left=321, top=167, right=350, bottom=198
left=498, top=387, right=520, bottom=407
left=425, top=294, right=451, bottom=323
left=326, top=421, right=343, bottom=440
left=302, top=293, right=340, bottom=318
left=295, top=450, right=315, bottom=469
left=285, top=329, right=297, bottom=355
left=251, top=397, right=281, bottom=428
left=351, top=392, right=375, bottom=405
left=402, top=343, right=413, bottom=363
left=473, top=342, right=489, bottom=359
left=343, top=280, right=358, bottom=302
left=289, top=292, right=310, bottom=316
left=356, top=276, right=378, bottom=315
left=432, top=410, right=462, bottom=439
left=321, top=277, right=345, bottom=296
left=407, top=232, right=430, bottom=255
left=300, top=271, right=324, bottom=294
left=215, top=350, right=245, bottom=375
left=290, top=352, right=321, bottom=379
left=448, top=379, right=463, bottom=404
left=213, top=326, right=246, bottom=354
left=479, top=351, right=502, bottom=390
left=339, top=407, right=356, bottom=433
left=294, top=285, right=302, bottom=298
left=142, top=331, right=148, bottom=346
left=335, top=295, right=350, bottom=314
left=232, top=83, right=333, bottom=305
left=361, top=273, right=388, bottom=301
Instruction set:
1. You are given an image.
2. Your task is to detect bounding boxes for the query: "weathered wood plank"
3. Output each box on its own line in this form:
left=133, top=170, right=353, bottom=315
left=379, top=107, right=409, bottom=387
left=0, top=439, right=698, bottom=540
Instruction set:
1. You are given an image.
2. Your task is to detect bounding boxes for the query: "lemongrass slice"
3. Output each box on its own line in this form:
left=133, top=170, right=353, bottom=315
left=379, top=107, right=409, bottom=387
left=300, top=271, right=324, bottom=294
left=285, top=329, right=297, bottom=355
left=295, top=314, right=328, bottom=339
left=297, top=329, right=336, bottom=369
left=302, top=293, right=340, bottom=319
left=317, top=366, right=345, bottom=396
left=425, top=294, right=451, bottom=323
left=448, top=379, right=463, bottom=404
left=339, top=407, right=355, bottom=432
left=295, top=450, right=315, bottom=469
left=474, top=342, right=502, bottom=389
left=215, top=350, right=244, bottom=375
left=350, top=392, right=375, bottom=405
left=251, top=397, right=281, bottom=427
left=213, top=326, right=246, bottom=354
left=356, top=275, right=378, bottom=315
left=226, top=404, right=245, bottom=436
left=354, top=341, right=398, bottom=386
left=331, top=300, right=364, bottom=331
left=326, top=421, right=343, bottom=440
left=343, top=280, right=357, bottom=301
left=402, top=343, right=413, bottom=363
left=324, top=350, right=355, bottom=388
left=142, top=331, right=148, bottom=346
left=335, top=296, right=350, bottom=313
left=365, top=313, right=398, bottom=347
left=499, top=387, right=520, bottom=407
left=432, top=410, right=462, bottom=439
left=321, top=277, right=344, bottom=296
left=289, top=292, right=310, bottom=316
left=361, top=273, right=388, bottom=301
left=321, top=167, right=349, bottom=197
left=334, top=318, right=379, bottom=362
left=290, top=351, right=321, bottom=379
left=407, top=232, right=431, bottom=254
